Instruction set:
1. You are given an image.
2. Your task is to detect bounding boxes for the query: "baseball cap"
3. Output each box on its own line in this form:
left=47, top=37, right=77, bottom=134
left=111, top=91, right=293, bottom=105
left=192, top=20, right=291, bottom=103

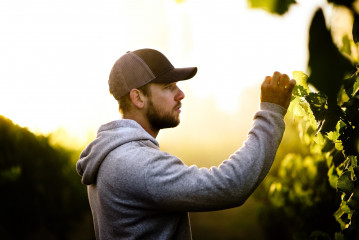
left=109, top=48, right=197, bottom=100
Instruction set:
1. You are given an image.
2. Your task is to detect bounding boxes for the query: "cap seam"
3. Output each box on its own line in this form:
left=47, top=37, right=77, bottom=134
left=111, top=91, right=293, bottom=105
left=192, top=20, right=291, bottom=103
left=118, top=69, right=129, bottom=97
left=129, top=52, right=156, bottom=79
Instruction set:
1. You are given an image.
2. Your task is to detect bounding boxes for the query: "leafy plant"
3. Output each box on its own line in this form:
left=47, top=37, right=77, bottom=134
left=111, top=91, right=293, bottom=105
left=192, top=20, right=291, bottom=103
left=287, top=69, right=359, bottom=239
left=247, top=0, right=296, bottom=15
left=0, top=116, right=94, bottom=240
left=249, top=0, right=359, bottom=239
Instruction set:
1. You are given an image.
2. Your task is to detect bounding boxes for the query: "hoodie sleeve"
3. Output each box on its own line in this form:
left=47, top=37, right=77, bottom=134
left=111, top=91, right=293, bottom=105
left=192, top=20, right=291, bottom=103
left=144, top=102, right=286, bottom=212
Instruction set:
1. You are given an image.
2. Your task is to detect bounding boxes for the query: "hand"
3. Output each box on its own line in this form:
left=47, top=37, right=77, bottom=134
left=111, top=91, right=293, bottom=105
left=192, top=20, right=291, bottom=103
left=260, top=71, right=296, bottom=109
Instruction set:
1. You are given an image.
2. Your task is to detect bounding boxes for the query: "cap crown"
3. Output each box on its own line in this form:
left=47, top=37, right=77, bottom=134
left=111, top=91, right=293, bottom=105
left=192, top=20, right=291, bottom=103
left=108, top=48, right=197, bottom=100
left=109, top=49, right=174, bottom=99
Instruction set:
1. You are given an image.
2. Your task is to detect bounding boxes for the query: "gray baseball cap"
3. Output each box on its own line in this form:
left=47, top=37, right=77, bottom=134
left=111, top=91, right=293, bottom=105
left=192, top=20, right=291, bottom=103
left=109, top=48, right=197, bottom=100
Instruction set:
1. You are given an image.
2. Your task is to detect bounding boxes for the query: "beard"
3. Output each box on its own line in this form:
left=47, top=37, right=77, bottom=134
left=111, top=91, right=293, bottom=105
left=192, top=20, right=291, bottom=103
left=146, top=99, right=181, bottom=131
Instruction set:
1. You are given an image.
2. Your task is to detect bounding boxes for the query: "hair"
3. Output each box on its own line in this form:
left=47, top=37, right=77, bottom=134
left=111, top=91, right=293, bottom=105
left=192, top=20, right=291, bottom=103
left=117, top=84, right=151, bottom=115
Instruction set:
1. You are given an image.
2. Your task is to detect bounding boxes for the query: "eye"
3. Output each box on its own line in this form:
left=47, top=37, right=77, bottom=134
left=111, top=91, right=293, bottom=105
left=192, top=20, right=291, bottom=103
left=165, top=84, right=176, bottom=91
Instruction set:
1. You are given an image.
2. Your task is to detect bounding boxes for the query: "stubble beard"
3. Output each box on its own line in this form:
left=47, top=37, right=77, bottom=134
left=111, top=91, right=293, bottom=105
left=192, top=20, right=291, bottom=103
left=146, top=99, right=181, bottom=131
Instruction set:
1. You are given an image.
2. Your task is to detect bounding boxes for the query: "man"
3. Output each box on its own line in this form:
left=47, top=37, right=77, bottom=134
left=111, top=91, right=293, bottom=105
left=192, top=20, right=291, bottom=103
left=76, top=48, right=296, bottom=240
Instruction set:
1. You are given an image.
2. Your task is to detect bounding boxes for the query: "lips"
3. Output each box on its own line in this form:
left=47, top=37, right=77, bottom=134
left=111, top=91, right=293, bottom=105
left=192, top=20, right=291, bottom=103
left=174, top=103, right=182, bottom=112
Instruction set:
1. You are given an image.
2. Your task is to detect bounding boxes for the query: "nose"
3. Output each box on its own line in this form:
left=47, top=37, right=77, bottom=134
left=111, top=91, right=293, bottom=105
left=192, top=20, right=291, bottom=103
left=175, top=87, right=185, bottom=101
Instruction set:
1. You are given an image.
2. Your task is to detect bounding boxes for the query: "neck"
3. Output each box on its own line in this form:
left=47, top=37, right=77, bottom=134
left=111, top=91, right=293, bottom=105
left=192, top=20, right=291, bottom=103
left=122, top=112, right=159, bottom=138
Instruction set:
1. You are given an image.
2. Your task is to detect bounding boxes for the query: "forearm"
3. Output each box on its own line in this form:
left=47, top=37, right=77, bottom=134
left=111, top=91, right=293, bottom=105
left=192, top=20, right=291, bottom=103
left=219, top=102, right=286, bottom=203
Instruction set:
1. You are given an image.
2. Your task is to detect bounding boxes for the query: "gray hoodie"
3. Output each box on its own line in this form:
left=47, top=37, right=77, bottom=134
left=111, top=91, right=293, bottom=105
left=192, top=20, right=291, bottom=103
left=76, top=102, right=286, bottom=240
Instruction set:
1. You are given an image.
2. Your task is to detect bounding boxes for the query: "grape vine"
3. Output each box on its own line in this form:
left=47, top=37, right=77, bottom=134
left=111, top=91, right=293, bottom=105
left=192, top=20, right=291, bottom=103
left=284, top=68, right=359, bottom=239
left=247, top=0, right=359, bottom=238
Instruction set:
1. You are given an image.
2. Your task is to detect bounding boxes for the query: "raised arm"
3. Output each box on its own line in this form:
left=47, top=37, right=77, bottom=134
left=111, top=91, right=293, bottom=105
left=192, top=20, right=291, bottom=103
left=144, top=72, right=296, bottom=211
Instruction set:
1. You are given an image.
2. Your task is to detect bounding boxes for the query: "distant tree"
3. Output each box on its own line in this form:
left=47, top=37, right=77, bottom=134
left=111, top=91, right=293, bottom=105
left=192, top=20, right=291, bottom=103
left=0, top=116, right=94, bottom=240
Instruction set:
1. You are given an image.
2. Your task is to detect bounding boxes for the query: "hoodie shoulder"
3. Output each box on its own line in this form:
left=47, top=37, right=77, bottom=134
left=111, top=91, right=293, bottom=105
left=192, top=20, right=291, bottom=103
left=76, top=119, right=158, bottom=185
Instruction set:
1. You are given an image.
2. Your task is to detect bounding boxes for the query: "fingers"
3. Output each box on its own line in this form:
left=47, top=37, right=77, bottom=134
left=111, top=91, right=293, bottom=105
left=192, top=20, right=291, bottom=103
left=279, top=74, right=289, bottom=88
left=270, top=71, right=290, bottom=87
left=262, top=76, right=272, bottom=85
left=271, top=71, right=281, bottom=86
left=286, top=79, right=296, bottom=92
left=260, top=71, right=296, bottom=109
left=267, top=71, right=295, bottom=90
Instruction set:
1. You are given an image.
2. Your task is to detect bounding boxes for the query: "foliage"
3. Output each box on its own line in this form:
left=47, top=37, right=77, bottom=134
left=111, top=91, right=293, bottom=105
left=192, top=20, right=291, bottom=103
left=248, top=0, right=359, bottom=239
left=0, top=116, right=94, bottom=240
left=269, top=68, right=358, bottom=239
left=247, top=0, right=296, bottom=15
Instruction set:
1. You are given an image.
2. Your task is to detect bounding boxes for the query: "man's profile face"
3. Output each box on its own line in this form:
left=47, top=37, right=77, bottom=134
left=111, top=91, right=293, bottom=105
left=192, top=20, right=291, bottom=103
left=145, top=82, right=185, bottom=131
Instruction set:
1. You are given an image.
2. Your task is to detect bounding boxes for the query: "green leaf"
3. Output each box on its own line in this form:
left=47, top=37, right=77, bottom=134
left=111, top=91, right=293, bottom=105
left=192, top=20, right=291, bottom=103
left=293, top=71, right=309, bottom=91
left=338, top=124, right=359, bottom=157
left=289, top=97, right=307, bottom=117
left=348, top=155, right=358, bottom=169
left=322, top=102, right=343, bottom=134
left=333, top=150, right=346, bottom=168
left=291, top=85, right=309, bottom=99
left=328, top=164, right=339, bottom=188
left=288, top=95, right=317, bottom=131
left=334, top=200, right=353, bottom=230
left=313, top=132, right=326, bottom=146
left=353, top=77, right=359, bottom=96
left=247, top=0, right=296, bottom=15
left=343, top=156, right=358, bottom=181
left=347, top=186, right=359, bottom=210
left=338, top=86, right=351, bottom=107
left=342, top=95, right=359, bottom=126
left=337, top=171, right=354, bottom=194
left=340, top=35, right=351, bottom=56
left=305, top=92, right=328, bottom=132
left=327, top=130, right=340, bottom=143
left=343, top=75, right=359, bottom=96
left=327, top=121, right=346, bottom=151
left=305, top=89, right=343, bottom=134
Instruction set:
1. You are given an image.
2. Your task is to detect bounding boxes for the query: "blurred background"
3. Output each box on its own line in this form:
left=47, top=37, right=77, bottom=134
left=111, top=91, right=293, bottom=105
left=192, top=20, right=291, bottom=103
left=1, top=0, right=357, bottom=239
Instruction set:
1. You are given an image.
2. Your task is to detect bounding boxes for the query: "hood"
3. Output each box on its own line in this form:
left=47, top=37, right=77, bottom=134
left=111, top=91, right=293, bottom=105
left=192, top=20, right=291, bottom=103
left=76, top=119, right=158, bottom=185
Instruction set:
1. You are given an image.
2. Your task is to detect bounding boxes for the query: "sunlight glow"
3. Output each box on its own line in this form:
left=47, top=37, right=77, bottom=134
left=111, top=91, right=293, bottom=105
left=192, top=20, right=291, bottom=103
left=0, top=0, right=329, bottom=144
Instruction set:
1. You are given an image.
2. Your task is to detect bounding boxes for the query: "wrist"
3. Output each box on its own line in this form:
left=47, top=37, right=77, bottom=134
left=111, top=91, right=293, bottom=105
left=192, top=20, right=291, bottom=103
left=260, top=102, right=287, bottom=117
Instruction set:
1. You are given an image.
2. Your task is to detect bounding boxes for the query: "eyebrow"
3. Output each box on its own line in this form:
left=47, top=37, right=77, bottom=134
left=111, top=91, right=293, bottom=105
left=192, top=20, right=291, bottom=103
left=163, top=82, right=177, bottom=88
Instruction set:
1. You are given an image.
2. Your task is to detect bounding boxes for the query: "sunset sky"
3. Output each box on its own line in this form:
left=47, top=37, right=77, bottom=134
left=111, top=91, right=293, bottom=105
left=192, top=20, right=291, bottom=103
left=0, top=0, right=328, bottom=148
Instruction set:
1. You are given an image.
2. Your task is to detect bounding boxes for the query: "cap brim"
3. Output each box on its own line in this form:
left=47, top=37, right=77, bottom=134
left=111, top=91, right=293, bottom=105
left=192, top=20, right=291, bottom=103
left=152, top=67, right=197, bottom=84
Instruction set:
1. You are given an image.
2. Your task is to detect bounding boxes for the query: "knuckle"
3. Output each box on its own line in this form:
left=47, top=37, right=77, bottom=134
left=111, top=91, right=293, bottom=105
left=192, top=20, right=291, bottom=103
left=282, top=74, right=289, bottom=80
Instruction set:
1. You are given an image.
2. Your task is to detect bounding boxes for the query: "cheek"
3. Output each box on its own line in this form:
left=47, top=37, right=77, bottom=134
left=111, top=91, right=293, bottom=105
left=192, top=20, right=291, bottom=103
left=149, top=97, right=167, bottom=113
left=153, top=94, right=174, bottom=106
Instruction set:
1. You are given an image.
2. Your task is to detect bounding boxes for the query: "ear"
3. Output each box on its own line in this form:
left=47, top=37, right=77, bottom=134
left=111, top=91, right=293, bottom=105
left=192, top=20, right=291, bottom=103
left=129, top=89, right=146, bottom=109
